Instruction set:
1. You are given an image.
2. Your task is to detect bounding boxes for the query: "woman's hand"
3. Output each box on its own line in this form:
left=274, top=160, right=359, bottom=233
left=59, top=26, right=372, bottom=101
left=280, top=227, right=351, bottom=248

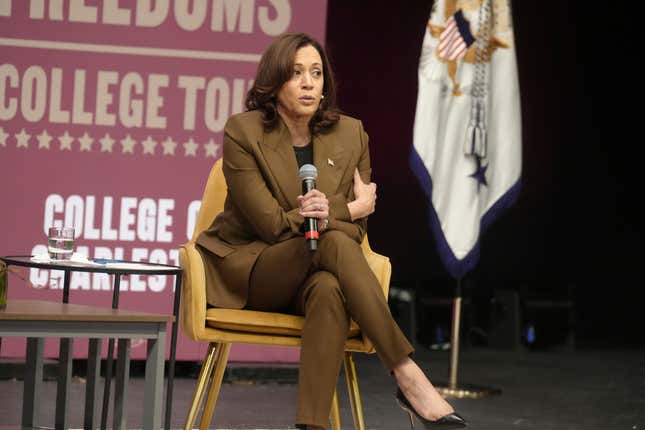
left=298, top=189, right=329, bottom=231
left=348, top=168, right=377, bottom=221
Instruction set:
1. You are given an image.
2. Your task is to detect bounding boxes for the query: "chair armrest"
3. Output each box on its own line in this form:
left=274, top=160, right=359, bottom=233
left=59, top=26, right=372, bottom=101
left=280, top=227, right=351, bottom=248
left=360, top=234, right=392, bottom=299
left=179, top=242, right=208, bottom=341
left=357, top=246, right=392, bottom=353
left=363, top=249, right=392, bottom=300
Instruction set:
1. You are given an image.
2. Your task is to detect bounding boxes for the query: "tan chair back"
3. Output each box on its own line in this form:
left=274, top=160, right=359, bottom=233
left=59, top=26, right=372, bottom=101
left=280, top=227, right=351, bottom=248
left=191, top=159, right=227, bottom=242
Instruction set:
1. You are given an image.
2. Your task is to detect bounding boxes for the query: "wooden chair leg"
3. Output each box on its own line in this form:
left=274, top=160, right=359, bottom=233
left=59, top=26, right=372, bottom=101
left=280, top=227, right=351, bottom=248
left=330, top=388, right=342, bottom=430
left=199, top=343, right=232, bottom=430
left=184, top=343, right=218, bottom=430
left=344, top=352, right=366, bottom=430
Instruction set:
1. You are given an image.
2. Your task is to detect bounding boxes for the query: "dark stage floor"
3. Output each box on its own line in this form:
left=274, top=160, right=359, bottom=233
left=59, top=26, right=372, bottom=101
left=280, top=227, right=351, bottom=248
left=0, top=346, right=643, bottom=429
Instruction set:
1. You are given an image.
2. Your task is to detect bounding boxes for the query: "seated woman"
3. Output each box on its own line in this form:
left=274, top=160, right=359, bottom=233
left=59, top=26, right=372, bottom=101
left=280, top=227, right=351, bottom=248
left=196, top=32, right=466, bottom=430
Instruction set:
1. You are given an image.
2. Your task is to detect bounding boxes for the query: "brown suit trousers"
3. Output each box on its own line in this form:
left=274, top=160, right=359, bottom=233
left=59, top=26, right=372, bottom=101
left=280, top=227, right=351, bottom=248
left=233, top=230, right=414, bottom=428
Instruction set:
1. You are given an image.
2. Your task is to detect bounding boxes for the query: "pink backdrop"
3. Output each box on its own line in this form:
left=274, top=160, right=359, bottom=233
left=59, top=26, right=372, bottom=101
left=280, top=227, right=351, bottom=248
left=0, top=0, right=327, bottom=362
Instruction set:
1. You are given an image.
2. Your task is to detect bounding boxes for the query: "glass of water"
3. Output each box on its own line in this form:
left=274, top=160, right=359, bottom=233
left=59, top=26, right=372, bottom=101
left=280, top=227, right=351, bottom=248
left=48, top=227, right=75, bottom=260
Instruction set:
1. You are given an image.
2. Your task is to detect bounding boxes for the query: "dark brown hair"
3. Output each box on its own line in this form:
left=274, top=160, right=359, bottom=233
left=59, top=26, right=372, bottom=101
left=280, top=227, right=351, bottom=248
left=245, top=32, right=339, bottom=134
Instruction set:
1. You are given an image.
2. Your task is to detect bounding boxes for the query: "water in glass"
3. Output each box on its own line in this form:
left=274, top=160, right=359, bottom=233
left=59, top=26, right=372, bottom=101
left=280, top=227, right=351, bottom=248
left=48, top=227, right=74, bottom=260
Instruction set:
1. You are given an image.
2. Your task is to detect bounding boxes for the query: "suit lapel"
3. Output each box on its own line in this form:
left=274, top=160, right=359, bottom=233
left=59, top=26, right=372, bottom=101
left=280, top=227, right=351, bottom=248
left=313, top=131, right=345, bottom=196
left=260, top=119, right=347, bottom=209
left=260, top=119, right=301, bottom=209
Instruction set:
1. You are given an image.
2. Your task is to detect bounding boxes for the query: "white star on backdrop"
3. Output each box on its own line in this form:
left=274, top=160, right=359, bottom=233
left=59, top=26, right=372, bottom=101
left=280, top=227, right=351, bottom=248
left=183, top=137, right=198, bottom=157
left=99, top=133, right=115, bottom=153
left=121, top=134, right=136, bottom=154
left=58, top=131, right=74, bottom=151
left=142, top=136, right=158, bottom=155
left=15, top=128, right=30, bottom=148
left=37, top=130, right=52, bottom=149
left=204, top=138, right=219, bottom=158
left=0, top=127, right=9, bottom=147
left=162, top=137, right=177, bottom=155
left=78, top=132, right=93, bottom=151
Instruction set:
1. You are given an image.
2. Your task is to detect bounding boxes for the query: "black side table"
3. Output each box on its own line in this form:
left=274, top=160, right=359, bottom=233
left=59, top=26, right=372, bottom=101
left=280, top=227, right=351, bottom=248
left=0, top=255, right=182, bottom=430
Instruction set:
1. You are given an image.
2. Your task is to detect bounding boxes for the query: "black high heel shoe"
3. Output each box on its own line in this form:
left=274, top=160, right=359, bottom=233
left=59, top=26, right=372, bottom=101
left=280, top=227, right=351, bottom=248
left=395, top=387, right=467, bottom=429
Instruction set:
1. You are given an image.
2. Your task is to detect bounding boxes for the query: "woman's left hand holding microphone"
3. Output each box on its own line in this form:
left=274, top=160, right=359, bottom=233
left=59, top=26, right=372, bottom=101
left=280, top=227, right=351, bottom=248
left=298, top=190, right=329, bottom=232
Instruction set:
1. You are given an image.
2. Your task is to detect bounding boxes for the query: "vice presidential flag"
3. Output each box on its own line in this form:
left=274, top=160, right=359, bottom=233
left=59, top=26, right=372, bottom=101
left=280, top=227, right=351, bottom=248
left=410, top=0, right=522, bottom=278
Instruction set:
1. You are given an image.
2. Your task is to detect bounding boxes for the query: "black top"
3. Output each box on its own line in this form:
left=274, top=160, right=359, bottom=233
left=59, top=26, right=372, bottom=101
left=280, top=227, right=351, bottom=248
left=293, top=143, right=313, bottom=168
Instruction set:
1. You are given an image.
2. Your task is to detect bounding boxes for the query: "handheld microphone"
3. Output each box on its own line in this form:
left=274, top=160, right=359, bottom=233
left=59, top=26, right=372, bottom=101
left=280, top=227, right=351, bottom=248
left=298, top=164, right=318, bottom=252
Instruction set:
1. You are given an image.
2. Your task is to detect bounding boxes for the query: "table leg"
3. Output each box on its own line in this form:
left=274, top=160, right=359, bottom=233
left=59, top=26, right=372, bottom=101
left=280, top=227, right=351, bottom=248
left=62, top=268, right=71, bottom=303
left=22, top=337, right=44, bottom=428
left=164, top=273, right=182, bottom=430
left=100, top=338, right=114, bottom=430
left=55, top=268, right=72, bottom=430
left=56, top=269, right=74, bottom=429
left=144, top=324, right=166, bottom=430
left=84, top=338, right=101, bottom=430
left=101, top=274, right=121, bottom=430
left=55, top=337, right=73, bottom=430
left=113, top=338, right=131, bottom=430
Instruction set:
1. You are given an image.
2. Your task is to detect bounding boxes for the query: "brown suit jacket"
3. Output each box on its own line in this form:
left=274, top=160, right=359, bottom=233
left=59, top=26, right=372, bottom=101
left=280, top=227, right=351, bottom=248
left=196, top=110, right=372, bottom=309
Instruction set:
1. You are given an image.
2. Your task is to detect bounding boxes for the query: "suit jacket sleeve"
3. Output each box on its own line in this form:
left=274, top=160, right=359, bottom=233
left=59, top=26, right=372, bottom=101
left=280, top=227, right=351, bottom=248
left=222, top=120, right=304, bottom=245
left=327, top=120, right=370, bottom=243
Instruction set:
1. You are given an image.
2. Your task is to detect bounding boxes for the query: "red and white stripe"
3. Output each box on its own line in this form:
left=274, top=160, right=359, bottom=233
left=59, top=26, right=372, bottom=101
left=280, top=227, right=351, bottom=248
left=437, top=17, right=469, bottom=61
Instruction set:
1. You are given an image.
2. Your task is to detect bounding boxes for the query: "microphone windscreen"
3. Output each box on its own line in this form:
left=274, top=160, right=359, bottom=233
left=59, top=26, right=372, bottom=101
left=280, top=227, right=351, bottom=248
left=298, top=164, right=318, bottom=180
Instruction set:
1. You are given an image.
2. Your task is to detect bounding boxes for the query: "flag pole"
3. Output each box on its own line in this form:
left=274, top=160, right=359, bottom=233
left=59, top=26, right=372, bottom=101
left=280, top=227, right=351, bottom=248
left=435, top=276, right=502, bottom=399
left=448, top=277, right=463, bottom=388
